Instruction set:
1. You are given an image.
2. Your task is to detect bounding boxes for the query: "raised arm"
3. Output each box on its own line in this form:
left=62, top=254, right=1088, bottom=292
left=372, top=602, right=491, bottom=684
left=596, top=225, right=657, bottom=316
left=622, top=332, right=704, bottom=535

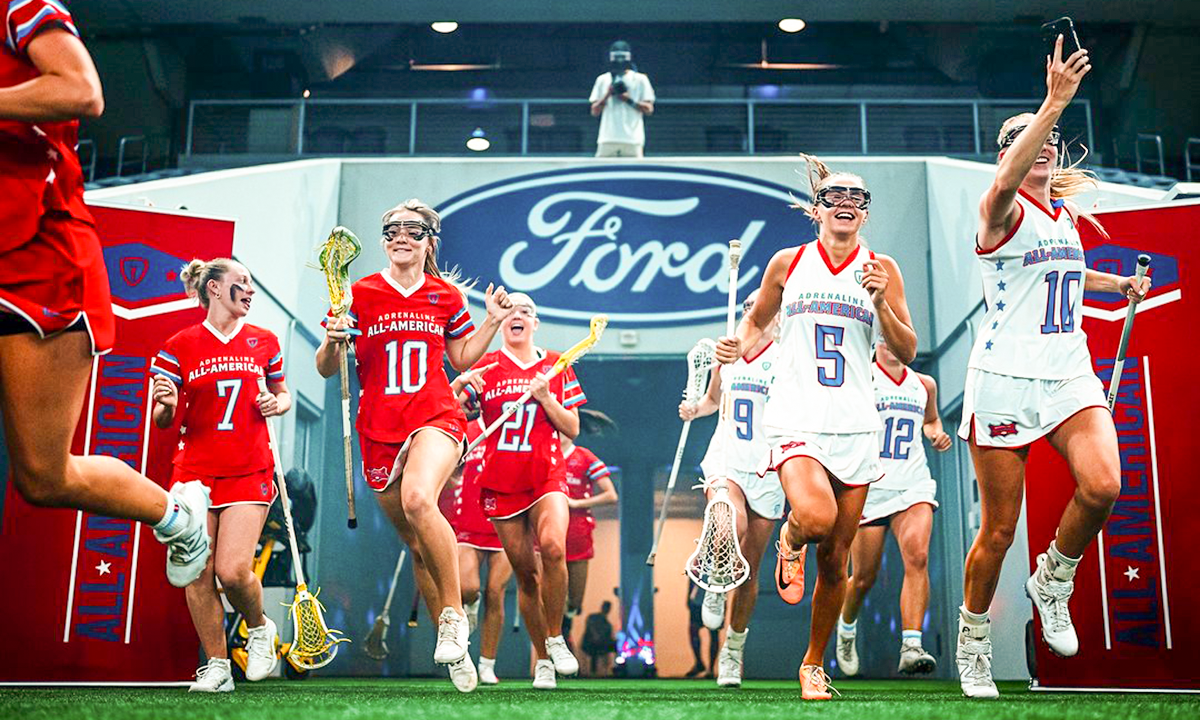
left=717, top=248, right=793, bottom=364
left=862, top=254, right=917, bottom=365
left=445, top=284, right=514, bottom=372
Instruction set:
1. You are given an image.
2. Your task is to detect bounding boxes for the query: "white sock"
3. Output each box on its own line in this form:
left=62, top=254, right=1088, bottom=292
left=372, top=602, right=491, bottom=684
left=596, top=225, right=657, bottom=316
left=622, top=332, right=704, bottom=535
left=479, top=656, right=495, bottom=669
left=726, top=627, right=748, bottom=650
left=838, top=619, right=857, bottom=635
left=153, top=498, right=187, bottom=536
left=902, top=630, right=922, bottom=646
left=960, top=605, right=989, bottom=628
left=547, top=634, right=565, bottom=645
left=1046, top=539, right=1081, bottom=581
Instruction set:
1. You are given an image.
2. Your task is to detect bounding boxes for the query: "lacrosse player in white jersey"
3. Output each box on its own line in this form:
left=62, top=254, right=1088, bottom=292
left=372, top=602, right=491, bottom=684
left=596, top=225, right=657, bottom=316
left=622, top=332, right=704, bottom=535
left=836, top=338, right=951, bottom=678
left=678, top=290, right=783, bottom=688
left=954, top=36, right=1150, bottom=699
left=717, top=154, right=917, bottom=700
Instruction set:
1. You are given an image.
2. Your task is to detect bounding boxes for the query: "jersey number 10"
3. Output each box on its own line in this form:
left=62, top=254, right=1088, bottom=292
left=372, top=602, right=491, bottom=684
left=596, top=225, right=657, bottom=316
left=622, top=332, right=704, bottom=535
left=384, top=340, right=429, bottom=394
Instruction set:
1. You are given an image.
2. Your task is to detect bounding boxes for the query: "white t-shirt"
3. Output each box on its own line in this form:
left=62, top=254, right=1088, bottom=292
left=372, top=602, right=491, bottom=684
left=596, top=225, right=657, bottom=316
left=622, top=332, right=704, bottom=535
left=589, top=70, right=655, bottom=146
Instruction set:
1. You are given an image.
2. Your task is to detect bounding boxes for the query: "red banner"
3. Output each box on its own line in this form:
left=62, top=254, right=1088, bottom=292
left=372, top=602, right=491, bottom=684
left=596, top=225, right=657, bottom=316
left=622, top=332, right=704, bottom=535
left=0, top=205, right=234, bottom=682
left=1025, top=200, right=1200, bottom=691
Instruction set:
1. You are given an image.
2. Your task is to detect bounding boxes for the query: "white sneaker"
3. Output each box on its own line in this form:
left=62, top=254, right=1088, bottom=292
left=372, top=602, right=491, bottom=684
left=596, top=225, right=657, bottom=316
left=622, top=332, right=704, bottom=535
left=956, top=619, right=999, bottom=699
left=545, top=635, right=579, bottom=676
left=465, top=596, right=481, bottom=636
left=447, top=654, right=478, bottom=693
left=479, top=660, right=499, bottom=685
left=701, top=590, right=726, bottom=631
left=433, top=607, right=469, bottom=665
left=898, top=639, right=936, bottom=675
left=1026, top=553, right=1079, bottom=657
left=836, top=627, right=859, bottom=677
left=155, top=481, right=212, bottom=588
left=188, top=657, right=234, bottom=693
left=716, top=644, right=743, bottom=687
left=532, top=659, right=557, bottom=689
left=244, top=616, right=279, bottom=681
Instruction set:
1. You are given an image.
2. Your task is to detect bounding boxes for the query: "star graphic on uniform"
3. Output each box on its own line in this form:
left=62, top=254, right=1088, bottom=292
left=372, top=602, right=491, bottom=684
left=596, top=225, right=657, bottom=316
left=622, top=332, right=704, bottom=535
left=995, top=260, right=1004, bottom=271
left=178, top=440, right=185, bottom=451
left=995, top=300, right=1006, bottom=312
left=1124, top=566, right=1140, bottom=582
left=992, top=321, right=999, bottom=330
left=96, top=560, right=112, bottom=576
left=997, top=280, right=1007, bottom=291
left=985, top=341, right=993, bottom=350
left=47, top=147, right=59, bottom=161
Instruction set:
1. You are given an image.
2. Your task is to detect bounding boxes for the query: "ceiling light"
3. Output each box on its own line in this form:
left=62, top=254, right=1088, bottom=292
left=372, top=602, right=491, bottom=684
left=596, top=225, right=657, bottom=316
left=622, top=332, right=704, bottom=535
left=466, top=127, right=490, bottom=152
left=778, top=18, right=807, bottom=33
left=431, top=21, right=459, bottom=34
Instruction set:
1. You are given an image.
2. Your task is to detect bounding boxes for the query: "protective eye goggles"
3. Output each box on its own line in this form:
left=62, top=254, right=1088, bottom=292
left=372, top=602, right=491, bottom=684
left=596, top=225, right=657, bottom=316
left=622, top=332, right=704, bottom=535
left=815, top=186, right=871, bottom=210
left=998, top=124, right=1061, bottom=149
left=742, top=298, right=755, bottom=314
left=382, top=221, right=436, bottom=242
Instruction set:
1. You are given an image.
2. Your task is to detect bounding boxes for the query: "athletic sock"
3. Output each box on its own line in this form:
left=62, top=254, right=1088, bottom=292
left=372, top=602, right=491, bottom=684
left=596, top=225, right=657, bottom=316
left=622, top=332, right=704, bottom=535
left=902, top=630, right=922, bottom=647
left=838, top=619, right=857, bottom=635
left=1046, top=539, right=1081, bottom=582
left=726, top=627, right=748, bottom=651
left=479, top=656, right=495, bottom=670
left=153, top=499, right=187, bottom=536
left=960, top=605, right=990, bottom=628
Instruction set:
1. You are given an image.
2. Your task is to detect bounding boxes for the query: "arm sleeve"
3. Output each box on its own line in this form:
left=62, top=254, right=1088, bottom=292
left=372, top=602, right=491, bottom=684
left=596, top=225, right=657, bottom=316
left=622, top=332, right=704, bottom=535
left=560, top=366, right=587, bottom=409
left=266, top=334, right=285, bottom=382
left=150, top=338, right=183, bottom=387
left=445, top=291, right=475, bottom=339
left=6, top=0, right=79, bottom=56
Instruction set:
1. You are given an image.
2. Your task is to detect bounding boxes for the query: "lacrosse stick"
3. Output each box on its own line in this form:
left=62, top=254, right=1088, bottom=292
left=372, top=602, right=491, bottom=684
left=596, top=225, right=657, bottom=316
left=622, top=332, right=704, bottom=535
left=318, top=226, right=362, bottom=529
left=363, top=548, right=408, bottom=660
left=464, top=314, right=609, bottom=457
left=1106, top=254, right=1151, bottom=411
left=259, top=378, right=349, bottom=669
left=646, top=338, right=717, bottom=566
left=407, top=593, right=421, bottom=628
left=684, top=240, right=750, bottom=592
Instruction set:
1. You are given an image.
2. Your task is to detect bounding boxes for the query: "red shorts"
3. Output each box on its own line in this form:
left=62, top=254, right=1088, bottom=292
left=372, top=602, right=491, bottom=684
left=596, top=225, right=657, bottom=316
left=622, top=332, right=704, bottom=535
left=480, top=477, right=568, bottom=520
left=457, top=529, right=503, bottom=552
left=566, top=527, right=595, bottom=562
left=170, top=465, right=276, bottom=508
left=359, top=420, right=467, bottom=492
left=0, top=211, right=114, bottom=354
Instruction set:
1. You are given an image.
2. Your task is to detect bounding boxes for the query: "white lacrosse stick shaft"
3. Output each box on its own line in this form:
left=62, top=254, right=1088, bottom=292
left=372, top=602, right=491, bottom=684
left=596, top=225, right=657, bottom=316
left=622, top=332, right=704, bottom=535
left=647, top=418, right=692, bottom=566
left=1107, top=254, right=1151, bottom=411
left=381, top=548, right=408, bottom=618
left=258, top=377, right=306, bottom=587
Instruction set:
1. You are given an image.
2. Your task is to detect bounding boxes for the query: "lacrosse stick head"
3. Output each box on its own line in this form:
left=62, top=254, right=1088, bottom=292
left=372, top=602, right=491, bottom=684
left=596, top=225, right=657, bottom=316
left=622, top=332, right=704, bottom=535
left=683, top=338, right=717, bottom=405
left=317, top=227, right=362, bottom=317
left=363, top=615, right=390, bottom=661
left=728, top=239, right=742, bottom=271
left=685, top=485, right=751, bottom=593
left=552, top=314, right=609, bottom=372
left=286, top=585, right=350, bottom=670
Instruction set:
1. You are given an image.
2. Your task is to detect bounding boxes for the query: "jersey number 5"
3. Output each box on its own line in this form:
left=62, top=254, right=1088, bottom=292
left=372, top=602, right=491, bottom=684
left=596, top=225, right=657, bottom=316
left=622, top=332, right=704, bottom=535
left=815, top=324, right=845, bottom=387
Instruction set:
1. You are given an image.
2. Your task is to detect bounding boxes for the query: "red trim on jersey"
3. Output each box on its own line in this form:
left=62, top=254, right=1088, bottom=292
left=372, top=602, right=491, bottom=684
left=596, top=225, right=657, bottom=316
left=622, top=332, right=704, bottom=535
left=743, top=340, right=774, bottom=365
left=783, top=245, right=807, bottom=282
left=875, top=361, right=907, bottom=386
left=976, top=201, right=1025, bottom=256
left=1017, top=188, right=1063, bottom=221
left=817, top=239, right=860, bottom=276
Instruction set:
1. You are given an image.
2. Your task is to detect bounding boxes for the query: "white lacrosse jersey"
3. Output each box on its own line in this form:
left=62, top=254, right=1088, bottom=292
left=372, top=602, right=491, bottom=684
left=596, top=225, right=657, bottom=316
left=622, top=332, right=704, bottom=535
left=764, top=242, right=882, bottom=435
left=968, top=191, right=1093, bottom=380
left=872, top=363, right=934, bottom=491
left=700, top=342, right=778, bottom=477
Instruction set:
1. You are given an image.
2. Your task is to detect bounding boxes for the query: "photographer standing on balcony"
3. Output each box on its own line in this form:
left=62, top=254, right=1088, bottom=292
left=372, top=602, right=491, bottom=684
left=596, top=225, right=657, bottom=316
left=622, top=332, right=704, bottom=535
left=589, top=41, right=655, bottom=157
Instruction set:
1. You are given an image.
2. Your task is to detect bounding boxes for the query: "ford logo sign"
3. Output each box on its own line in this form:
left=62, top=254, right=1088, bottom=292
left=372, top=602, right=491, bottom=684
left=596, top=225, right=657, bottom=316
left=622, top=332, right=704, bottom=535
left=437, top=165, right=813, bottom=327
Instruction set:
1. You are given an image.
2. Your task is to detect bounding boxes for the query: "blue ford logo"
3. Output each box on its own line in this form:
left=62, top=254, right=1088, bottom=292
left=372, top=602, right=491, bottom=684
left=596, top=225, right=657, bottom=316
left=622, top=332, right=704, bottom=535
left=437, top=166, right=812, bottom=327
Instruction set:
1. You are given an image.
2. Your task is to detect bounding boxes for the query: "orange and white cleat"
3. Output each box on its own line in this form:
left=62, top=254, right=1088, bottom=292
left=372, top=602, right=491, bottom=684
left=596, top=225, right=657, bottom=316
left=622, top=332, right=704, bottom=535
left=799, top=663, right=839, bottom=700
left=774, top=525, right=807, bottom=605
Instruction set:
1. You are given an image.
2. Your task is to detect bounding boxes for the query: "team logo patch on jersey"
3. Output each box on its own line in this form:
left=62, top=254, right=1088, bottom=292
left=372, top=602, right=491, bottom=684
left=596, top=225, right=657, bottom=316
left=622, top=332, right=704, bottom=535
left=988, top=422, right=1018, bottom=438
left=247, top=337, right=258, bottom=348
left=483, top=496, right=497, bottom=512
left=428, top=292, right=440, bottom=305
left=854, top=269, right=865, bottom=284
left=261, top=482, right=269, bottom=496
left=365, top=465, right=390, bottom=485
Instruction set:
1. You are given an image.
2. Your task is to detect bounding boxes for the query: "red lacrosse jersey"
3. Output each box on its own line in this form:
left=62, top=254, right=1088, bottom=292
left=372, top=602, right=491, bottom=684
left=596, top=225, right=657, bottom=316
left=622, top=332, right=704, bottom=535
left=151, top=321, right=284, bottom=477
left=566, top=445, right=610, bottom=539
left=474, top=347, right=586, bottom=493
left=1, top=1, right=93, bottom=246
left=326, top=271, right=474, bottom=444
left=455, top=418, right=497, bottom=539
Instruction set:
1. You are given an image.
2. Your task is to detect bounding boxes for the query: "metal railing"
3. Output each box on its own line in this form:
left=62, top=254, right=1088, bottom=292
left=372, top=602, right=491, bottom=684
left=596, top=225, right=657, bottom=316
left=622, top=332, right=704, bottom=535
left=76, top=139, right=96, bottom=182
left=1186, top=137, right=1200, bottom=182
left=116, top=134, right=148, bottom=177
left=185, top=96, right=1094, bottom=159
left=1135, top=133, right=1165, bottom=176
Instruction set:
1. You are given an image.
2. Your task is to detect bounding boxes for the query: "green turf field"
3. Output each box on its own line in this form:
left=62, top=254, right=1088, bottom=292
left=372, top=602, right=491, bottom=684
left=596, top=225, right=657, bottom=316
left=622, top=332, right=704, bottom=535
left=2, top=679, right=1198, bottom=720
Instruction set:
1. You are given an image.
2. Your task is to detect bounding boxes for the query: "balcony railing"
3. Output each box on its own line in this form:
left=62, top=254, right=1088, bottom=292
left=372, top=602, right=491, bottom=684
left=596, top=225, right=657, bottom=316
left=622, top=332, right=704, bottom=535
left=185, top=97, right=1094, bottom=159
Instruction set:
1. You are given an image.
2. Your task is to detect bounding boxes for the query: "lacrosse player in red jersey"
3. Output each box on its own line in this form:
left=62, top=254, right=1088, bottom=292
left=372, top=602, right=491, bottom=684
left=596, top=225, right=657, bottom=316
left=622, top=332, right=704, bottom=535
left=679, top=289, right=783, bottom=688
left=0, top=0, right=213, bottom=601
left=317, top=199, right=513, bottom=693
left=471, top=293, right=586, bottom=690
left=150, top=259, right=290, bottom=692
left=560, top=433, right=616, bottom=651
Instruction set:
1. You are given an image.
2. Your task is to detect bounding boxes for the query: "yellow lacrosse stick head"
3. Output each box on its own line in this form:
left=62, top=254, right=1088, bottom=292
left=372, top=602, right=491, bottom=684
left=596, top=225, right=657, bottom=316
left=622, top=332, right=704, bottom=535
left=317, top=227, right=362, bottom=317
left=552, top=314, right=609, bottom=373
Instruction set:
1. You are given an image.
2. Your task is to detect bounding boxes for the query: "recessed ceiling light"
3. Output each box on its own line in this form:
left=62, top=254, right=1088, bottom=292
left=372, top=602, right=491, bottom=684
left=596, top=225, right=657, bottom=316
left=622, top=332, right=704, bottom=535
left=466, top=127, right=490, bottom=152
left=431, top=21, right=459, bottom=34
left=778, top=18, right=807, bottom=33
